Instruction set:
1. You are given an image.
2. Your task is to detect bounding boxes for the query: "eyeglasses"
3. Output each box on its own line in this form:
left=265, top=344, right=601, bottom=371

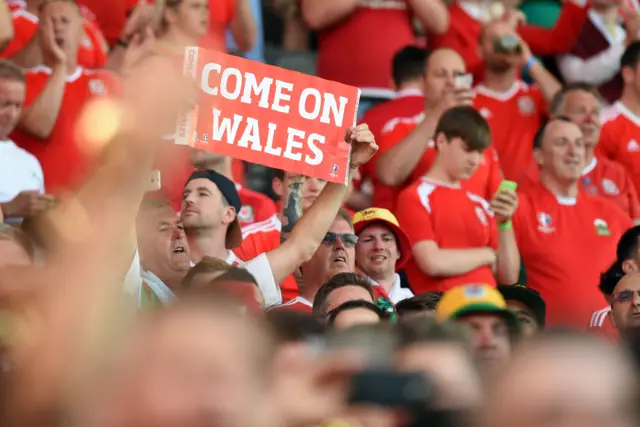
left=321, top=232, right=358, bottom=248
left=612, top=290, right=640, bottom=303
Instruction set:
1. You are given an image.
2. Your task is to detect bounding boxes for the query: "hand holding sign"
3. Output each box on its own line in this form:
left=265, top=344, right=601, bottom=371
left=346, top=124, right=378, bottom=170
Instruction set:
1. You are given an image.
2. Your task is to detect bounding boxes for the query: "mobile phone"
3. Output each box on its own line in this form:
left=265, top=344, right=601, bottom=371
left=454, top=73, right=473, bottom=90
left=147, top=170, right=162, bottom=192
left=348, top=370, right=432, bottom=408
left=498, top=180, right=518, bottom=192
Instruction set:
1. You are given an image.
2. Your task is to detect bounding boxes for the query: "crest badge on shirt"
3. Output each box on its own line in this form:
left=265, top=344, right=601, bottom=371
left=238, top=205, right=254, bottom=223
left=537, top=212, right=555, bottom=233
left=594, top=218, right=611, bottom=236
left=475, top=206, right=488, bottom=226
left=89, top=79, right=106, bottom=96
left=601, top=179, right=620, bottom=196
left=517, top=96, right=535, bottom=116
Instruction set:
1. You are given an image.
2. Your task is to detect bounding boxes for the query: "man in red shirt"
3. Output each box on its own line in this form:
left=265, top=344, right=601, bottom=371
left=376, top=48, right=502, bottom=210
left=524, top=82, right=640, bottom=222
left=359, top=45, right=428, bottom=211
left=10, top=0, right=119, bottom=194
left=598, top=42, right=640, bottom=195
left=513, top=117, right=633, bottom=328
left=431, top=0, right=588, bottom=81
left=395, top=106, right=520, bottom=294
left=1, top=0, right=108, bottom=69
left=299, top=0, right=448, bottom=96
left=473, top=21, right=561, bottom=183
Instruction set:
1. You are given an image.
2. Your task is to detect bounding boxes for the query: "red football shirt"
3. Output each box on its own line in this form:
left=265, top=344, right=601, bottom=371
left=358, top=90, right=425, bottom=211
left=76, top=0, right=144, bottom=46
left=1, top=8, right=108, bottom=69
left=268, top=296, right=313, bottom=314
left=430, top=1, right=587, bottom=80
left=513, top=182, right=633, bottom=328
left=379, top=114, right=502, bottom=211
left=312, top=0, right=416, bottom=89
left=597, top=101, right=640, bottom=195
left=11, top=66, right=119, bottom=194
left=474, top=82, right=546, bottom=182
left=522, top=157, right=640, bottom=221
left=233, top=216, right=300, bottom=302
left=395, top=177, right=499, bottom=294
left=588, top=305, right=620, bottom=341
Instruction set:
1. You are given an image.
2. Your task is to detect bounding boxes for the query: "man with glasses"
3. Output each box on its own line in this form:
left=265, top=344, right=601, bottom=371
left=270, top=208, right=359, bottom=313
left=609, top=272, right=640, bottom=334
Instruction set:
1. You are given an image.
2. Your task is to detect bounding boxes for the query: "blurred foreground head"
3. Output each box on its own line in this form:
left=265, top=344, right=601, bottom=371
left=87, top=292, right=277, bottom=427
left=481, top=330, right=639, bottom=427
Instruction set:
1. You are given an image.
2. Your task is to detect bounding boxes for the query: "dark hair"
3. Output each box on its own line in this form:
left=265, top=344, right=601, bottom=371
left=182, top=256, right=231, bottom=289
left=312, top=272, right=375, bottom=318
left=435, top=106, right=491, bottom=152
left=273, top=169, right=285, bottom=181
left=392, top=46, right=429, bottom=87
left=265, top=310, right=326, bottom=343
left=532, top=116, right=574, bottom=149
left=549, top=82, right=603, bottom=115
left=395, top=292, right=443, bottom=317
left=621, top=41, right=640, bottom=71
left=395, top=317, right=471, bottom=349
left=599, top=226, right=640, bottom=296
left=0, top=60, right=25, bottom=83
left=327, top=300, right=385, bottom=325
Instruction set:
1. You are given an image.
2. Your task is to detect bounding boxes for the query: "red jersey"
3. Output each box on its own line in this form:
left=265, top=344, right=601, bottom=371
left=430, top=1, right=587, bottom=80
left=521, top=157, right=640, bottom=220
left=268, top=296, right=313, bottom=314
left=233, top=216, right=300, bottom=302
left=11, top=66, right=119, bottom=194
left=395, top=178, right=499, bottom=294
left=588, top=305, right=620, bottom=341
left=513, top=182, right=633, bottom=328
left=474, top=82, right=546, bottom=182
left=312, top=0, right=417, bottom=89
left=597, top=101, right=640, bottom=194
left=76, top=0, right=143, bottom=46
left=1, top=8, right=108, bottom=69
left=358, top=90, right=425, bottom=211
left=379, top=113, right=502, bottom=211
left=236, top=186, right=278, bottom=226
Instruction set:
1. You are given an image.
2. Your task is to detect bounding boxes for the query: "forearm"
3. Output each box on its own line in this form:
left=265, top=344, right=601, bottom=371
left=418, top=247, right=495, bottom=277
left=408, top=0, right=449, bottom=35
left=19, top=65, right=66, bottom=139
left=528, top=59, right=562, bottom=104
left=230, top=0, right=257, bottom=52
left=300, top=0, right=359, bottom=30
left=558, top=46, right=624, bottom=86
left=375, top=115, right=437, bottom=186
left=495, top=228, right=520, bottom=285
left=0, top=0, right=13, bottom=51
left=279, top=176, right=305, bottom=243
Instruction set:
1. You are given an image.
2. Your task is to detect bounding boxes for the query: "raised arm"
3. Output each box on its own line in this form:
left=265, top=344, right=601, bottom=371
left=18, top=19, right=66, bottom=139
left=279, top=174, right=305, bottom=243
left=267, top=125, right=378, bottom=284
left=408, top=0, right=449, bottom=35
left=0, top=0, right=13, bottom=52
left=229, top=0, right=257, bottom=52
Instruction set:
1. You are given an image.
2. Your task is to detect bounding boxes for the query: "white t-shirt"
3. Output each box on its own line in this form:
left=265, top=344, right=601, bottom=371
left=0, top=139, right=44, bottom=207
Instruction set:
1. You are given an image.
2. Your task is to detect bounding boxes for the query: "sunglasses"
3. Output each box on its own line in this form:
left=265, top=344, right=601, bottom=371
left=613, top=290, right=640, bottom=303
left=321, top=232, right=358, bottom=248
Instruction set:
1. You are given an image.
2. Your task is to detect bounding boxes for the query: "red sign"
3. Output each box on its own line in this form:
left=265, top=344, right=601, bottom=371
left=175, top=47, right=361, bottom=184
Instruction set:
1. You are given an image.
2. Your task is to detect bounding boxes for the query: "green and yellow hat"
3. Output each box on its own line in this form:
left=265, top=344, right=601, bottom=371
left=436, top=284, right=519, bottom=330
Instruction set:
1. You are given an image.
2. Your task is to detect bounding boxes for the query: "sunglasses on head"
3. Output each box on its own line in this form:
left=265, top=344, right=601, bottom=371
left=321, top=231, right=358, bottom=248
left=613, top=290, right=640, bottom=303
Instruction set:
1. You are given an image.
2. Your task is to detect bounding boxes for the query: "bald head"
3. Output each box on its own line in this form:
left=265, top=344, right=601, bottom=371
left=611, top=272, right=640, bottom=331
left=482, top=331, right=638, bottom=427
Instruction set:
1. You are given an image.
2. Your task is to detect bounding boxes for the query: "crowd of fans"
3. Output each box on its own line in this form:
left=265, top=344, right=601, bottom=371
left=2, top=0, right=640, bottom=426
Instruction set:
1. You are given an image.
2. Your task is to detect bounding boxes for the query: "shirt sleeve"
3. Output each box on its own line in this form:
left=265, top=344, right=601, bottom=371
left=486, top=148, right=503, bottom=198
left=242, top=253, right=282, bottom=307
left=378, top=121, right=413, bottom=155
left=123, top=248, right=143, bottom=305
left=596, top=123, right=617, bottom=161
left=0, top=14, right=36, bottom=58
left=558, top=44, right=624, bottom=86
left=625, top=173, right=640, bottom=221
left=395, top=185, right=436, bottom=245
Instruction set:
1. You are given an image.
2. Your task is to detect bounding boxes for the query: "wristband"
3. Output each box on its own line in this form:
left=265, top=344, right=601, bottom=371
left=498, top=220, right=512, bottom=231
left=523, top=56, right=537, bottom=73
